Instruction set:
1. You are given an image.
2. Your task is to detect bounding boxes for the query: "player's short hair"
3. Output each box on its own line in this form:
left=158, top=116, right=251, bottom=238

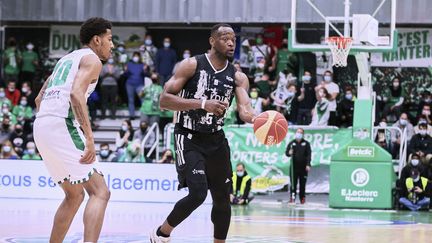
left=211, top=23, right=233, bottom=37
left=80, top=17, right=112, bottom=45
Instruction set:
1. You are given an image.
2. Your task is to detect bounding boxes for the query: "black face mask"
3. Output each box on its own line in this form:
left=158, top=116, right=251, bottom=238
left=281, top=43, right=288, bottom=48
left=3, top=124, right=9, bottom=129
left=141, top=126, right=148, bottom=132
left=15, top=128, right=22, bottom=134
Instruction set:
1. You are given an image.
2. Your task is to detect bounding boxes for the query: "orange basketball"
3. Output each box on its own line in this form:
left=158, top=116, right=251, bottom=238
left=253, top=110, right=288, bottom=145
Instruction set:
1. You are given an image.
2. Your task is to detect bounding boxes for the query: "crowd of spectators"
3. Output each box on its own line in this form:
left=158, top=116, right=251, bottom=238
left=1, top=31, right=431, bottom=167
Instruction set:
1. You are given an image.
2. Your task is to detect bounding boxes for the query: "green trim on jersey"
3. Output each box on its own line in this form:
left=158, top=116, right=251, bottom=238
left=65, top=118, right=85, bottom=151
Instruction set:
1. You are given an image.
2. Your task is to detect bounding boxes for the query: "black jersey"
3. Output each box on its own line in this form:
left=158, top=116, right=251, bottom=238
left=176, top=54, right=236, bottom=133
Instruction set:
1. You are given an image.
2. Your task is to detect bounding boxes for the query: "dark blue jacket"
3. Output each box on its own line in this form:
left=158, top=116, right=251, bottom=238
left=155, top=48, right=177, bottom=76
left=125, top=61, right=144, bottom=86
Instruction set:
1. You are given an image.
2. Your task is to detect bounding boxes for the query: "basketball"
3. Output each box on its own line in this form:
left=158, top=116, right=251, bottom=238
left=253, top=110, right=288, bottom=145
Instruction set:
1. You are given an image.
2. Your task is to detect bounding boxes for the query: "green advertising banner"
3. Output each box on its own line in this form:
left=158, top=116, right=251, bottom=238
left=371, top=28, right=432, bottom=67
left=224, top=126, right=352, bottom=193
left=49, top=25, right=147, bottom=58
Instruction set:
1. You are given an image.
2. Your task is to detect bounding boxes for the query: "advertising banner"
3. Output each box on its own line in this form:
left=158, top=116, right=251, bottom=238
left=49, top=25, right=146, bottom=58
left=371, top=29, right=432, bottom=67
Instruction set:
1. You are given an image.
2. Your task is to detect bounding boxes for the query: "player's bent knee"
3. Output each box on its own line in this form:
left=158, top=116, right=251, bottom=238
left=65, top=190, right=85, bottom=204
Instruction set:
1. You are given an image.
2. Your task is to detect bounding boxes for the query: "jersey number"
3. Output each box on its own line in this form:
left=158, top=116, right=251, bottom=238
left=48, top=60, right=73, bottom=88
left=204, top=113, right=213, bottom=125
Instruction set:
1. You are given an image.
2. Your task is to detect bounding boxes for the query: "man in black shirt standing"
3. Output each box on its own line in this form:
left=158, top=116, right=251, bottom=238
left=150, top=24, right=256, bottom=243
left=296, top=71, right=317, bottom=125
left=286, top=128, right=312, bottom=204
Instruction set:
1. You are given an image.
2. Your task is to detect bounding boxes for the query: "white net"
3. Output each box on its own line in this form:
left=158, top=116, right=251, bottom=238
left=326, top=37, right=352, bottom=67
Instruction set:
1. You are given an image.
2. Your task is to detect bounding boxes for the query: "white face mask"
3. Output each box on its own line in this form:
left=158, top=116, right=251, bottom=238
left=257, top=63, right=265, bottom=69
left=287, top=91, right=295, bottom=98
left=145, top=39, right=152, bottom=46
left=20, top=100, right=27, bottom=106
left=107, top=58, right=114, bottom=64
left=100, top=149, right=109, bottom=157
left=399, top=119, right=408, bottom=126
left=302, top=75, right=311, bottom=82
left=0, top=92, right=5, bottom=98
left=422, top=110, right=431, bottom=116
left=26, top=44, right=34, bottom=50
left=183, top=53, right=191, bottom=59
left=132, top=56, right=140, bottom=63
left=117, top=46, right=125, bottom=53
left=413, top=176, right=420, bottom=183
left=295, top=132, right=303, bottom=140
left=379, top=122, right=387, bottom=127
left=345, top=94, right=353, bottom=100
left=411, top=159, right=420, bottom=166
left=2, top=108, right=9, bottom=114
left=419, top=130, right=427, bottom=136
left=324, top=76, right=332, bottom=82
left=236, top=171, right=244, bottom=177
left=21, top=87, right=28, bottom=93
left=3, top=146, right=11, bottom=153
left=121, top=125, right=128, bottom=131
left=163, top=42, right=171, bottom=48
left=393, top=82, right=399, bottom=88
left=27, top=149, right=35, bottom=155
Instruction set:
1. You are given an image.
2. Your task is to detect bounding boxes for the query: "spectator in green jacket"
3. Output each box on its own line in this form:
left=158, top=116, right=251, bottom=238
left=140, top=73, right=163, bottom=125
left=3, top=37, right=21, bottom=81
left=22, top=141, right=42, bottom=160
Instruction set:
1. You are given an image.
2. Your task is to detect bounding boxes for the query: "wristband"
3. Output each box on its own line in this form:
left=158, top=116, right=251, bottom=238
left=201, top=98, right=207, bottom=110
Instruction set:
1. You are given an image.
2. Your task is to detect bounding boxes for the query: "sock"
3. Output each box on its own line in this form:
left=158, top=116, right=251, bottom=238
left=156, top=226, right=170, bottom=238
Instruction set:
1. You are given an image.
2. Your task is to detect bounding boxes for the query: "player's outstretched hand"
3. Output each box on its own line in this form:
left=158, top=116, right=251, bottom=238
left=204, top=100, right=228, bottom=117
left=80, top=141, right=96, bottom=164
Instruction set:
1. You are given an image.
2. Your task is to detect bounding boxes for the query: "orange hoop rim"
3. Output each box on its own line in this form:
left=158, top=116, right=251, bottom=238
left=326, top=36, right=353, bottom=49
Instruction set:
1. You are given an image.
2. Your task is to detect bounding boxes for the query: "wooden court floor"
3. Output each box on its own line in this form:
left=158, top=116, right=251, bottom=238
left=1, top=197, right=431, bottom=243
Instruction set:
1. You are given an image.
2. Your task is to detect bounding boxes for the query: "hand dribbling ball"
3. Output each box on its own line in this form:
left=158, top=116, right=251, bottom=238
left=253, top=110, right=288, bottom=145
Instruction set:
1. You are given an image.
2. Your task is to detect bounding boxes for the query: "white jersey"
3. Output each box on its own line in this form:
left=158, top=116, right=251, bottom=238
left=37, top=48, right=98, bottom=119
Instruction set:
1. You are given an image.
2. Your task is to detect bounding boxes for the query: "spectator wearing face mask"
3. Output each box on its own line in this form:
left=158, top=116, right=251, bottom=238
left=414, top=115, right=432, bottom=137
left=97, top=143, right=116, bottom=162
left=374, top=118, right=391, bottom=153
left=155, top=37, right=177, bottom=85
left=316, top=70, right=339, bottom=126
left=400, top=154, right=429, bottom=183
left=9, top=123, right=27, bottom=157
left=172, top=49, right=191, bottom=75
left=133, top=121, right=156, bottom=162
left=2, top=37, right=21, bottom=81
left=0, top=140, right=19, bottom=159
left=297, top=71, right=317, bottom=125
left=230, top=163, right=253, bottom=205
left=251, top=34, right=271, bottom=73
left=0, top=104, right=17, bottom=125
left=12, top=96, right=33, bottom=119
left=140, top=34, right=158, bottom=69
left=270, top=83, right=298, bottom=124
left=22, top=141, right=41, bottom=160
left=124, top=52, right=145, bottom=119
left=337, top=87, right=355, bottom=128
left=20, top=42, right=39, bottom=85
left=286, top=128, right=311, bottom=204
left=409, top=123, right=432, bottom=164
left=115, top=43, right=128, bottom=66
left=5, top=80, right=21, bottom=106
left=115, top=119, right=135, bottom=151
left=383, top=77, right=405, bottom=122
left=310, top=87, right=331, bottom=126
left=157, top=149, right=175, bottom=164
left=418, top=104, right=431, bottom=125
left=249, top=87, right=265, bottom=114
left=20, top=82, right=36, bottom=109
left=275, top=38, right=290, bottom=75
left=100, top=57, right=121, bottom=119
left=399, top=168, right=431, bottom=211
left=391, top=113, right=415, bottom=159
left=139, top=73, right=163, bottom=125
left=0, top=88, right=12, bottom=109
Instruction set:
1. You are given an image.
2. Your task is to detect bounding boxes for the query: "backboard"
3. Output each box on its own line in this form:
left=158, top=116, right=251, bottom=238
left=289, top=0, right=397, bottom=53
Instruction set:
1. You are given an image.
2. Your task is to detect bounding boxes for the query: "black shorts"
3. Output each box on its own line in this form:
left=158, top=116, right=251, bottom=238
left=174, top=125, right=232, bottom=190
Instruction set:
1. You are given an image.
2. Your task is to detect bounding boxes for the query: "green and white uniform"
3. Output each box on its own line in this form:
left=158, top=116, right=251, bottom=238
left=34, top=48, right=101, bottom=184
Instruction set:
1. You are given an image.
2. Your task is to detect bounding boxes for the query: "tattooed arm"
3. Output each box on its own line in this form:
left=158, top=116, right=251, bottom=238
left=70, top=54, right=102, bottom=164
left=35, top=75, right=52, bottom=112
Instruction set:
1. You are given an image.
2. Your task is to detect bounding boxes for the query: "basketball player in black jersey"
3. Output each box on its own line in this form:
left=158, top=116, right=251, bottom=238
left=150, top=24, right=256, bottom=243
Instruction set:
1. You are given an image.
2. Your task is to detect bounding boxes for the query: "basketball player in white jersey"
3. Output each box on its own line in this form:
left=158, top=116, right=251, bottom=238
left=33, top=17, right=113, bottom=243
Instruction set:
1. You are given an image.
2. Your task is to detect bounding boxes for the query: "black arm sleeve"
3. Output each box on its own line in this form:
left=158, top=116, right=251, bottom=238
left=305, top=141, right=312, bottom=166
left=242, top=179, right=252, bottom=200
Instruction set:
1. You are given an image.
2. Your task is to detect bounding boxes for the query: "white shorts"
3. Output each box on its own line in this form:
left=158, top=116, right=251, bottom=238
left=34, top=116, right=102, bottom=185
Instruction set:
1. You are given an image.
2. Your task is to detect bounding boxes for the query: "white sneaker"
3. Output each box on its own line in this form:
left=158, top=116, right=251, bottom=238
left=149, top=227, right=171, bottom=243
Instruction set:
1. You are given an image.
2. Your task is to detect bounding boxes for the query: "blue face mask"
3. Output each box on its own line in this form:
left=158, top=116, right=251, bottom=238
left=345, top=94, right=352, bottom=100
left=295, top=132, right=303, bottom=140
left=100, top=149, right=109, bottom=157
left=324, top=76, right=332, bottom=82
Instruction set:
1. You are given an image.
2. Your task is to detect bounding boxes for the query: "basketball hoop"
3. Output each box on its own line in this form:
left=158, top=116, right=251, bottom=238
left=326, top=36, right=353, bottom=67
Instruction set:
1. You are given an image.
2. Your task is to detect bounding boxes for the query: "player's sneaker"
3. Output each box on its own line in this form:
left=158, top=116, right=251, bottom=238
left=149, top=227, right=171, bottom=243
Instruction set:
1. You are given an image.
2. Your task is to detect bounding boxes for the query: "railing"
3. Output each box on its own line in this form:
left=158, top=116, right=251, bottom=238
left=140, top=122, right=160, bottom=161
